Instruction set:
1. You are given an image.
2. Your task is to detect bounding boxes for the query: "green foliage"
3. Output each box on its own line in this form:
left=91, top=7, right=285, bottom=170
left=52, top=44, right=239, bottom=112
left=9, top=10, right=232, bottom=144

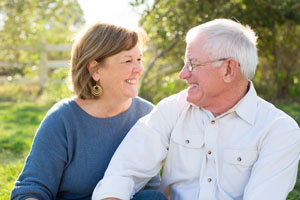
left=276, top=102, right=300, bottom=124
left=0, top=0, right=82, bottom=102
left=0, top=82, right=40, bottom=102
left=0, top=67, right=74, bottom=102
left=41, top=67, right=74, bottom=102
left=132, top=0, right=300, bottom=103
left=0, top=0, right=84, bottom=76
left=277, top=102, right=300, bottom=200
left=141, top=71, right=186, bottom=104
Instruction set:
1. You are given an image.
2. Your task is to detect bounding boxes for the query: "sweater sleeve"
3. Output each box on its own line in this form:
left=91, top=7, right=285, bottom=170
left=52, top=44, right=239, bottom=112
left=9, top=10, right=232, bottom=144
left=10, top=103, right=68, bottom=200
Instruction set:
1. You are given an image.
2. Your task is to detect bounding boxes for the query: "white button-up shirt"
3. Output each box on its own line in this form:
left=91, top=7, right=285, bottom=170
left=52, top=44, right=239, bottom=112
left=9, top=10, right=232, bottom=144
left=92, top=83, right=300, bottom=200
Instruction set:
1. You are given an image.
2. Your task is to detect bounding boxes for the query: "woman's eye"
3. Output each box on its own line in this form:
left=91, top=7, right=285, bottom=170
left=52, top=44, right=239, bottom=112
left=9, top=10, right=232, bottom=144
left=125, top=60, right=132, bottom=63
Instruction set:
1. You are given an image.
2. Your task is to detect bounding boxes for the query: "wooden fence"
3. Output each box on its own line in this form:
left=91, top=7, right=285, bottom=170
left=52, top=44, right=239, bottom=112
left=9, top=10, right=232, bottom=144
left=0, top=44, right=72, bottom=88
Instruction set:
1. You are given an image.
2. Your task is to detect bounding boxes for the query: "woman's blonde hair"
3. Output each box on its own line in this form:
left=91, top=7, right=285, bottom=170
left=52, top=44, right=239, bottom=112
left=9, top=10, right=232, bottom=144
left=70, top=22, right=145, bottom=99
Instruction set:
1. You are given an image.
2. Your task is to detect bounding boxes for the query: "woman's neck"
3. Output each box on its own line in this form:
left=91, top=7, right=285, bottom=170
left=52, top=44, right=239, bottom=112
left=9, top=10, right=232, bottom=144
left=75, top=96, right=132, bottom=118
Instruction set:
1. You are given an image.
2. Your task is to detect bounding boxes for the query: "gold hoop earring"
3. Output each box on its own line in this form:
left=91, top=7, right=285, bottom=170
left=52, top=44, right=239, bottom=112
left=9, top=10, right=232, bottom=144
left=91, top=84, right=103, bottom=97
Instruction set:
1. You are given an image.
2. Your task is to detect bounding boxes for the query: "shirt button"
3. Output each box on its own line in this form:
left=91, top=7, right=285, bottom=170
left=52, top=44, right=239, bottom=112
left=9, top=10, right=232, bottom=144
left=210, top=120, right=215, bottom=125
left=207, top=150, right=212, bottom=155
left=207, top=178, right=212, bottom=182
left=185, top=140, right=190, bottom=144
left=237, top=157, right=242, bottom=162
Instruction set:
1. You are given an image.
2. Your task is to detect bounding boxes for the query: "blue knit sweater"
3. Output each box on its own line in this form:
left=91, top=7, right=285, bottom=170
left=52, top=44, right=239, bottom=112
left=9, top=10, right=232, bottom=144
left=11, top=97, right=157, bottom=200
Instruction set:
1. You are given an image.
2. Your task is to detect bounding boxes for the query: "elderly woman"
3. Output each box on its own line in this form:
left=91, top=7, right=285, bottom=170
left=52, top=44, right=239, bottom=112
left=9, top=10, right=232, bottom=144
left=10, top=22, right=166, bottom=200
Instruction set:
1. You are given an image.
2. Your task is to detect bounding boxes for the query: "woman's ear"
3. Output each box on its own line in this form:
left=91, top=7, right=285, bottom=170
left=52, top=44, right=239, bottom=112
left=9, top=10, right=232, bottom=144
left=87, top=60, right=100, bottom=81
left=223, top=59, right=239, bottom=83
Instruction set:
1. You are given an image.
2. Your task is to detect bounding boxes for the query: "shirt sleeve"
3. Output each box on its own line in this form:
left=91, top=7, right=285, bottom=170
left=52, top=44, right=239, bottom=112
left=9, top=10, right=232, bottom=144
left=243, top=116, right=300, bottom=200
left=143, top=172, right=161, bottom=191
left=10, top=105, right=68, bottom=200
left=92, top=93, right=185, bottom=200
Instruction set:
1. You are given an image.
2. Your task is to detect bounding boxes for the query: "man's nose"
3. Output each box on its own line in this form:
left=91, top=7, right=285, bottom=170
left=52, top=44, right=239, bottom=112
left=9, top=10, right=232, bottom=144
left=179, top=63, right=191, bottom=80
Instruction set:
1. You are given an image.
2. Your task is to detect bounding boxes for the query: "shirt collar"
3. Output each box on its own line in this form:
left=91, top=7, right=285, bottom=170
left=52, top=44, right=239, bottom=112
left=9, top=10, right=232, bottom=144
left=196, top=82, right=258, bottom=125
left=188, top=82, right=258, bottom=125
left=233, top=81, right=258, bottom=125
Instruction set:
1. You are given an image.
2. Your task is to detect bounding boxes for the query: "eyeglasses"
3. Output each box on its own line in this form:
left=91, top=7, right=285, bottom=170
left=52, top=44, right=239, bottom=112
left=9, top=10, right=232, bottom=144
left=184, top=57, right=232, bottom=72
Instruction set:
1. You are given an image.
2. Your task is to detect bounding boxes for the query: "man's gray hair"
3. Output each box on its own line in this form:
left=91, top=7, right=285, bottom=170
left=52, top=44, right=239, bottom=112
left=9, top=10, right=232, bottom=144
left=186, top=19, right=258, bottom=80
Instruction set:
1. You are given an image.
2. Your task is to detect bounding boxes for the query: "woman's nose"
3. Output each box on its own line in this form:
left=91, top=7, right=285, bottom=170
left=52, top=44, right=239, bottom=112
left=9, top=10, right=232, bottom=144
left=133, top=62, right=144, bottom=74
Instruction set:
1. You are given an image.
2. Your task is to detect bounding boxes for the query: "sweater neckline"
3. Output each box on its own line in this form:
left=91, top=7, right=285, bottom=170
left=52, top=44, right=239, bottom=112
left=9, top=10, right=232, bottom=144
left=69, top=97, right=136, bottom=120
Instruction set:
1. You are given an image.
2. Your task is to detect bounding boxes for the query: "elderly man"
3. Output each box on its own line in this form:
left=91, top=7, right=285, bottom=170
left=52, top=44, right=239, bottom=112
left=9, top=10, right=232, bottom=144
left=92, top=19, right=300, bottom=200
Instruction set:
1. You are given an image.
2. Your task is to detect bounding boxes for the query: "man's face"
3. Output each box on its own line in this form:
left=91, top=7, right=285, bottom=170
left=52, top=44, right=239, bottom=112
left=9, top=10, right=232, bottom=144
left=179, top=36, right=226, bottom=108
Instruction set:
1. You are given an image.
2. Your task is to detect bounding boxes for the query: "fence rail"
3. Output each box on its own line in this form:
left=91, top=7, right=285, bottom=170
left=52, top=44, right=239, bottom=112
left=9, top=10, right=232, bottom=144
left=0, top=44, right=72, bottom=87
left=0, top=76, right=37, bottom=84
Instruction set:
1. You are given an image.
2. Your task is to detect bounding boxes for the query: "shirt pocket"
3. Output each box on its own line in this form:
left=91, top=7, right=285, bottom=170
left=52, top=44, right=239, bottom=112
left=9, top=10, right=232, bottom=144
left=224, top=149, right=258, bottom=167
left=221, top=148, right=258, bottom=197
left=170, top=130, right=204, bottom=149
left=164, top=130, right=205, bottom=182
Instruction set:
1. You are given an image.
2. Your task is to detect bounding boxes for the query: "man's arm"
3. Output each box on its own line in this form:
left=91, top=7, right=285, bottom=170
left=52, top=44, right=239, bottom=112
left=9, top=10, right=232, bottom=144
left=243, top=117, right=300, bottom=200
left=92, top=93, right=186, bottom=200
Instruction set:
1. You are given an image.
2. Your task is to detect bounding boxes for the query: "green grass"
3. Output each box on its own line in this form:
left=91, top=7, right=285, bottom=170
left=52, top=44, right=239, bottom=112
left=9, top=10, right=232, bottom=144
left=0, top=101, right=53, bottom=199
left=0, top=101, right=299, bottom=199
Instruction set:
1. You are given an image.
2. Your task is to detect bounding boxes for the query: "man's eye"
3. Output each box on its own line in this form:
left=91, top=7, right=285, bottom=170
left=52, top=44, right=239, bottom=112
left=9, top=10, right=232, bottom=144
left=137, top=58, right=142, bottom=62
left=125, top=60, right=132, bottom=63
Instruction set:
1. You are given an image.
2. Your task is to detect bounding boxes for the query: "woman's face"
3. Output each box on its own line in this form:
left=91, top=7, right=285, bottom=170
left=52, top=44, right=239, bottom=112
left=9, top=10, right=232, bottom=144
left=98, top=44, right=144, bottom=101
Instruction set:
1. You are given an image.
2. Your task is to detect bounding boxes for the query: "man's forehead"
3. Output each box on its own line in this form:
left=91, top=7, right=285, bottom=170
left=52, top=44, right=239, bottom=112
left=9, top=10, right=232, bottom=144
left=185, top=40, right=209, bottom=60
left=186, top=34, right=206, bottom=49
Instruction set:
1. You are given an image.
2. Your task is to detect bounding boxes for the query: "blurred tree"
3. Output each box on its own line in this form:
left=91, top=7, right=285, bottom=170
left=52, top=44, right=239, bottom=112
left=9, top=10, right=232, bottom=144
left=131, top=0, right=300, bottom=103
left=0, top=0, right=84, bottom=76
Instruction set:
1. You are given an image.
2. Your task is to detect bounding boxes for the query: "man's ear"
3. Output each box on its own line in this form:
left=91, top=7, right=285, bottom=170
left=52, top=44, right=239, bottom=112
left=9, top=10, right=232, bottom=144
left=223, top=59, right=239, bottom=83
left=87, top=60, right=100, bottom=81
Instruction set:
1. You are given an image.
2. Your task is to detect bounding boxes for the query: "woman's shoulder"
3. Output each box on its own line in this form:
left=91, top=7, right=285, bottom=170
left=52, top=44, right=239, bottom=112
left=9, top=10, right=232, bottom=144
left=34, top=98, right=77, bottom=142
left=132, top=96, right=154, bottom=114
left=133, top=96, right=154, bottom=108
left=45, top=97, right=76, bottom=119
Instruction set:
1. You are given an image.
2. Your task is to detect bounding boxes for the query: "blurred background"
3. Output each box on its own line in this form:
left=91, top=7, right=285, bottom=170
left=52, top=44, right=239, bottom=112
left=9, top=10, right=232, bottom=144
left=0, top=0, right=299, bottom=199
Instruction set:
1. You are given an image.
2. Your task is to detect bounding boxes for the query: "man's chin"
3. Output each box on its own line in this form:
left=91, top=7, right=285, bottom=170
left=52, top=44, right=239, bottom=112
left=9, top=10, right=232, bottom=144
left=186, top=96, right=201, bottom=107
